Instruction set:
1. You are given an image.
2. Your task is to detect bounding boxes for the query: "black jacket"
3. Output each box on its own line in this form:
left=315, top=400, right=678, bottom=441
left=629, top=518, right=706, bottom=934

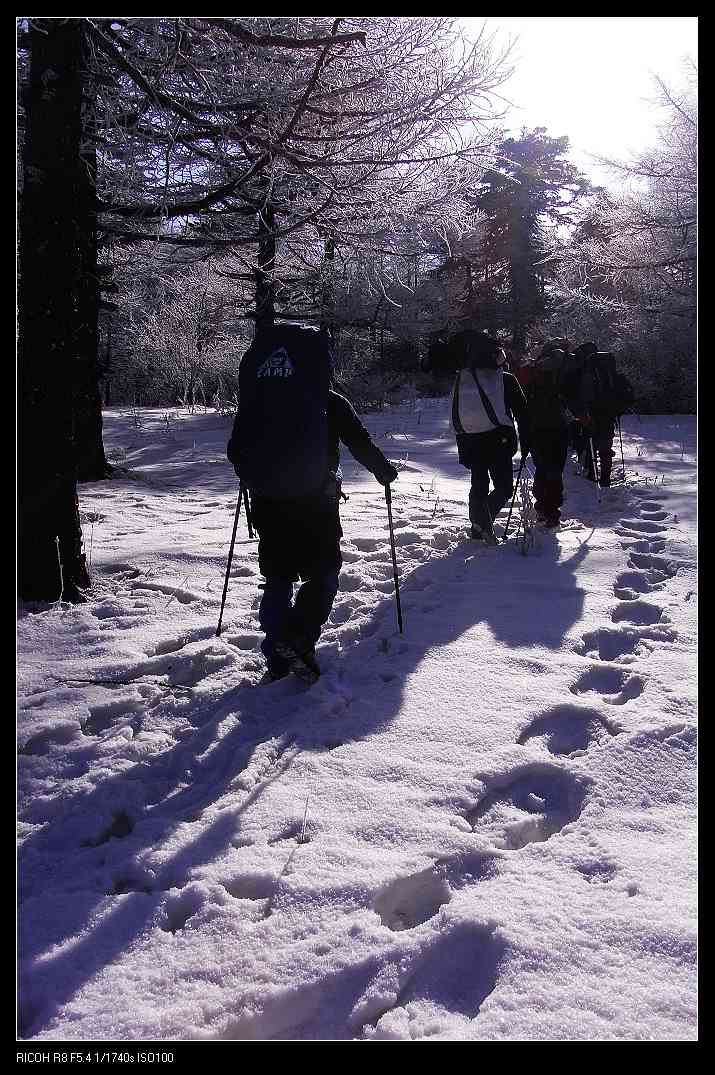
left=227, top=389, right=398, bottom=495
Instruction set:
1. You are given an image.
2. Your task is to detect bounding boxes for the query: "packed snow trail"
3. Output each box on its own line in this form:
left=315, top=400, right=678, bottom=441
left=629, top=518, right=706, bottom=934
left=17, top=406, right=696, bottom=1040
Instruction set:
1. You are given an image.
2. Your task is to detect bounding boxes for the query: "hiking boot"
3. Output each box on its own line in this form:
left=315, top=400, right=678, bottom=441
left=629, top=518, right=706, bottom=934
left=470, top=522, right=498, bottom=545
left=274, top=636, right=321, bottom=685
left=259, top=668, right=289, bottom=685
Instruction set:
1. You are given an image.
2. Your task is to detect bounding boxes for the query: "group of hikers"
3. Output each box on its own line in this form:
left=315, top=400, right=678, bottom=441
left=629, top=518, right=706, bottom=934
left=225, top=320, right=634, bottom=685
left=433, top=329, right=635, bottom=539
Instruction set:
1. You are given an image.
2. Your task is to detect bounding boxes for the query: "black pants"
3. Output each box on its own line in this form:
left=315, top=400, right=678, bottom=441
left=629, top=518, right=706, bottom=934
left=585, top=418, right=616, bottom=486
left=531, top=430, right=569, bottom=520
left=259, top=572, right=340, bottom=675
left=249, top=494, right=343, bottom=674
left=463, top=432, right=515, bottom=528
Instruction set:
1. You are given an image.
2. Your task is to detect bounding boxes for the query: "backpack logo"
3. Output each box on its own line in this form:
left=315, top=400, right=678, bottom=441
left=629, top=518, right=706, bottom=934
left=257, top=348, right=294, bottom=378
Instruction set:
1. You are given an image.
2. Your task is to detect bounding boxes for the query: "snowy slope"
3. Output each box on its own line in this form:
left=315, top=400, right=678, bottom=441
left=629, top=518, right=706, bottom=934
left=17, top=404, right=697, bottom=1041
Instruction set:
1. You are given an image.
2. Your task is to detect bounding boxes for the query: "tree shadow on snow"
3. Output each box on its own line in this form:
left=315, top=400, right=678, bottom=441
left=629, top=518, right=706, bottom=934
left=17, top=520, right=590, bottom=1039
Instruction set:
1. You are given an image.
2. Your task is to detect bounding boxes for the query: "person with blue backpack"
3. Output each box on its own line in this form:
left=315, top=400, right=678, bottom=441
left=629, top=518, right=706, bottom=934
left=227, top=321, right=398, bottom=684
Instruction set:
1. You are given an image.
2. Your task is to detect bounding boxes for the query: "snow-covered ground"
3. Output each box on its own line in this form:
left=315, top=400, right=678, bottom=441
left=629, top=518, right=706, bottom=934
left=17, top=402, right=697, bottom=1042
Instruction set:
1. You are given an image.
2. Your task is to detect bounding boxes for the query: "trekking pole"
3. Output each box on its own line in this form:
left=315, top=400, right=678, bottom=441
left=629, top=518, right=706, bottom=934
left=617, top=418, right=625, bottom=478
left=588, top=437, right=600, bottom=482
left=588, top=438, right=602, bottom=502
left=503, top=457, right=526, bottom=542
left=384, top=484, right=404, bottom=634
left=216, top=483, right=244, bottom=637
left=243, top=484, right=254, bottom=540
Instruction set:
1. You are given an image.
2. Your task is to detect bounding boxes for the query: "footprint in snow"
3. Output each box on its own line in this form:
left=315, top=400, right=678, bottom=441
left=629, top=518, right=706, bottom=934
left=149, top=625, right=218, bottom=656
left=613, top=569, right=666, bottom=599
left=577, top=625, right=677, bottom=662
left=518, top=703, right=618, bottom=755
left=360, top=921, right=508, bottom=1037
left=618, top=518, right=669, bottom=534
left=640, top=509, right=669, bottom=521
left=160, top=884, right=205, bottom=934
left=628, top=552, right=679, bottom=578
left=620, top=538, right=667, bottom=555
left=127, top=580, right=200, bottom=604
left=222, top=873, right=275, bottom=902
left=101, top=564, right=143, bottom=580
left=573, top=859, right=619, bottom=885
left=611, top=600, right=666, bottom=626
left=465, top=764, right=590, bottom=850
left=569, top=666, right=645, bottom=706
left=338, top=570, right=365, bottom=593
left=374, top=851, right=497, bottom=932
left=81, top=810, right=134, bottom=847
left=350, top=536, right=384, bottom=552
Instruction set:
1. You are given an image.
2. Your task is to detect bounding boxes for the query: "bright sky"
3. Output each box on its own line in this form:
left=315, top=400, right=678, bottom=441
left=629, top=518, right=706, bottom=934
left=462, top=17, right=698, bottom=187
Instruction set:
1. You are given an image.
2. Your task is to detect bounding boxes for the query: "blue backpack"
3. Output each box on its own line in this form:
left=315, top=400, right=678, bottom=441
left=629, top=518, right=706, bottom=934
left=235, top=323, right=332, bottom=498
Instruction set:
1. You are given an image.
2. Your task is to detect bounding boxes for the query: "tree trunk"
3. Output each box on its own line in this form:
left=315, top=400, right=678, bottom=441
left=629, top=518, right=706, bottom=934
left=75, top=91, right=112, bottom=482
left=103, top=316, right=112, bottom=406
left=320, top=232, right=335, bottom=339
left=18, top=19, right=90, bottom=602
left=255, top=198, right=276, bottom=329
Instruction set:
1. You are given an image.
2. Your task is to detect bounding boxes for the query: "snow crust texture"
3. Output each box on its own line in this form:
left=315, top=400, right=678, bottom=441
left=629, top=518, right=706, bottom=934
left=17, top=407, right=697, bottom=1041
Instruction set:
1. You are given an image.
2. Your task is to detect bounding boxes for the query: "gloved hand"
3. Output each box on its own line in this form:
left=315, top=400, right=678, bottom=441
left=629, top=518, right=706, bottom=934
left=377, top=464, right=399, bottom=486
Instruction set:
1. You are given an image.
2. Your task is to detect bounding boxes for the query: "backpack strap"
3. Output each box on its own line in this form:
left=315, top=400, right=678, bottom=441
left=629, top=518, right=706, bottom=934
left=470, top=368, right=502, bottom=429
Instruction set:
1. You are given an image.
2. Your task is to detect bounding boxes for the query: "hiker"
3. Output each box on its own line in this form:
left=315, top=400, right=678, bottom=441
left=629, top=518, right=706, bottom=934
left=227, top=321, right=398, bottom=684
left=560, top=342, right=592, bottom=469
left=427, top=328, right=529, bottom=542
left=516, top=339, right=571, bottom=528
left=566, top=342, right=635, bottom=487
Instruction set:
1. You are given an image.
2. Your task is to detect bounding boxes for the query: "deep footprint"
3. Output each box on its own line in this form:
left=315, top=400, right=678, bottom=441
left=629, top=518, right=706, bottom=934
left=569, top=667, right=645, bottom=706
left=577, top=625, right=676, bottom=661
left=619, top=518, right=668, bottom=534
left=374, top=852, right=497, bottom=932
left=614, top=569, right=665, bottom=596
left=628, top=552, right=679, bottom=578
left=518, top=704, right=618, bottom=755
left=390, top=922, right=507, bottom=1022
left=465, top=765, right=590, bottom=850
left=611, top=600, right=664, bottom=626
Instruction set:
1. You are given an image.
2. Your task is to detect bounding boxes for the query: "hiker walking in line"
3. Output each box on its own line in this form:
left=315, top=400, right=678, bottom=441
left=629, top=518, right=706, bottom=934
left=515, top=339, right=571, bottom=528
left=425, top=327, right=529, bottom=543
left=227, top=321, right=398, bottom=684
left=566, top=342, right=635, bottom=487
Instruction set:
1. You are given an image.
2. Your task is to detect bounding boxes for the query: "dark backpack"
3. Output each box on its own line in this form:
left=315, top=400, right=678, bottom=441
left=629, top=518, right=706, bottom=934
left=452, top=329, right=503, bottom=370
left=234, top=323, right=332, bottom=498
left=579, top=352, right=633, bottom=416
left=424, top=329, right=502, bottom=375
left=522, top=349, right=568, bottom=430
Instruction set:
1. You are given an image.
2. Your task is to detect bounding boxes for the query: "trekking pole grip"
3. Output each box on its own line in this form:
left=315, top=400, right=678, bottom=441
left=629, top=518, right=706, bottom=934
left=385, top=484, right=404, bottom=634
left=216, top=484, right=244, bottom=637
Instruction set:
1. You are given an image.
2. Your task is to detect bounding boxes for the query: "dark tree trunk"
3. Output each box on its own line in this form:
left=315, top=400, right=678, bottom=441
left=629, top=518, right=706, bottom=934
left=103, top=317, right=112, bottom=406
left=75, top=91, right=112, bottom=482
left=255, top=199, right=276, bottom=329
left=320, top=232, right=335, bottom=339
left=18, top=19, right=90, bottom=602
